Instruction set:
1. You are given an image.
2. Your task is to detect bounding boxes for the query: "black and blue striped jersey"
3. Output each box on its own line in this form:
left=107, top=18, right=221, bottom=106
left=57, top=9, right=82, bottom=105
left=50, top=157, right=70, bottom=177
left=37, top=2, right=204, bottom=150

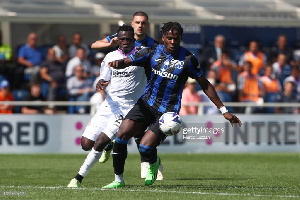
left=129, top=44, right=203, bottom=114
left=106, top=34, right=159, bottom=48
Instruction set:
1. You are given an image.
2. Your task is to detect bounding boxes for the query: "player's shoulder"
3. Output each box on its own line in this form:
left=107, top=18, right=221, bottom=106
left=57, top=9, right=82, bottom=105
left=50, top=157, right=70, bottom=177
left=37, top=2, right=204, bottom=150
left=180, top=46, right=197, bottom=60
left=105, top=50, right=121, bottom=60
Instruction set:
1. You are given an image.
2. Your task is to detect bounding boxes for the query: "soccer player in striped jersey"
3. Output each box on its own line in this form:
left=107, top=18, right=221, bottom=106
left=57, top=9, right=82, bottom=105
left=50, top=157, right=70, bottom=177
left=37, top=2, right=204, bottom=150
left=103, top=22, right=242, bottom=189
left=91, top=11, right=163, bottom=180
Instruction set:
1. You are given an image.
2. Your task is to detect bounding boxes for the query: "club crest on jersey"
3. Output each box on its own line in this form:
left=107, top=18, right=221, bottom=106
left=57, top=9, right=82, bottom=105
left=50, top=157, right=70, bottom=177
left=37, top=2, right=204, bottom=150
left=164, top=59, right=184, bottom=70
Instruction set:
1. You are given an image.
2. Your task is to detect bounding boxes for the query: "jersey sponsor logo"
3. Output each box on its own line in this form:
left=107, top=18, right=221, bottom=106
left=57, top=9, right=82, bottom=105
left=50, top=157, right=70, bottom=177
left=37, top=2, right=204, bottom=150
left=152, top=68, right=178, bottom=80
left=112, top=71, right=131, bottom=77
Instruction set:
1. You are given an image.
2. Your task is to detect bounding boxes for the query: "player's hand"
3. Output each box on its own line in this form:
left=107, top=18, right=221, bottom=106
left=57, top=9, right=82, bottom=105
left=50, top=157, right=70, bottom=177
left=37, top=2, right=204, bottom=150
left=108, top=60, right=122, bottom=68
left=223, top=112, right=242, bottom=127
left=96, top=79, right=109, bottom=91
left=110, top=37, right=118, bottom=47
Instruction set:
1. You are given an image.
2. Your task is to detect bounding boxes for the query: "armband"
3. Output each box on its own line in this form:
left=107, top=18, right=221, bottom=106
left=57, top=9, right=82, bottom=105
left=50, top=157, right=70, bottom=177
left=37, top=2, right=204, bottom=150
left=219, top=106, right=228, bottom=115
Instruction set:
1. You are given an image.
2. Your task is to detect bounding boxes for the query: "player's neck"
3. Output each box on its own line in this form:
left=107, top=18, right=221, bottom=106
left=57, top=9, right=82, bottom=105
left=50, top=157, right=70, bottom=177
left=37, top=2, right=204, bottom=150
left=135, top=34, right=146, bottom=42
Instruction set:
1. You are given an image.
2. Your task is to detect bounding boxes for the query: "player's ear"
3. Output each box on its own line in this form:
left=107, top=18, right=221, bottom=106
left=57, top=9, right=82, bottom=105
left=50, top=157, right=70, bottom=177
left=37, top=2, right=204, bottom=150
left=161, top=35, right=165, bottom=42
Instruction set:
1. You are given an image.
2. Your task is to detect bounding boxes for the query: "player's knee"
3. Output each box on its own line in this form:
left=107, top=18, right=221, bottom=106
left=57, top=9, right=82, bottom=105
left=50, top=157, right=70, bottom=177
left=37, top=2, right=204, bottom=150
left=94, top=137, right=111, bottom=152
left=81, top=144, right=92, bottom=151
left=116, top=119, right=140, bottom=140
left=81, top=137, right=94, bottom=151
left=138, top=144, right=153, bottom=155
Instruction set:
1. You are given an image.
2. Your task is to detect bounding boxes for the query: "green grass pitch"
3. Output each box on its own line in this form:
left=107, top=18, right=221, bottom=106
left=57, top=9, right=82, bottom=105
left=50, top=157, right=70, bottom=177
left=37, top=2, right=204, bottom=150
left=0, top=153, right=299, bottom=199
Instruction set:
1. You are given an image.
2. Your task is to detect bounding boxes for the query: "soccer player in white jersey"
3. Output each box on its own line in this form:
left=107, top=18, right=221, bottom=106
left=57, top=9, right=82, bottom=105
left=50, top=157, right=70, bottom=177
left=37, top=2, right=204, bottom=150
left=91, top=11, right=163, bottom=180
left=67, top=25, right=148, bottom=188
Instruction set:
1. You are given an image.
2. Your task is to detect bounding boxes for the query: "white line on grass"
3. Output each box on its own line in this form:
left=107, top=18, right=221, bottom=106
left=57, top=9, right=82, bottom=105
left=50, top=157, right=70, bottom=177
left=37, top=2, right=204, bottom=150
left=1, top=185, right=300, bottom=198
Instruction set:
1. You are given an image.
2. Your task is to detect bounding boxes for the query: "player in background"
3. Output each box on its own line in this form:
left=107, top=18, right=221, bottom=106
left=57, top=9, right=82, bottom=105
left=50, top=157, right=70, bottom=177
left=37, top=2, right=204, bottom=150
left=91, top=11, right=158, bottom=51
left=102, top=22, right=242, bottom=189
left=91, top=11, right=163, bottom=180
left=67, top=25, right=148, bottom=187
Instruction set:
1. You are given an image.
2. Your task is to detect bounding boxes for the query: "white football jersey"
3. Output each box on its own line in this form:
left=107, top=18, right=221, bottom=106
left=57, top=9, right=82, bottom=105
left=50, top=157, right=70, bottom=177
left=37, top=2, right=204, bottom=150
left=99, top=48, right=147, bottom=105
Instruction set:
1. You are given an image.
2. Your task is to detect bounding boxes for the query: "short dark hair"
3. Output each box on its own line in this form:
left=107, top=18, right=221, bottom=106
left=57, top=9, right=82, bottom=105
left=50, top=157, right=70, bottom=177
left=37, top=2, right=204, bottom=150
left=133, top=11, right=148, bottom=20
left=159, top=22, right=183, bottom=37
left=117, top=25, right=134, bottom=38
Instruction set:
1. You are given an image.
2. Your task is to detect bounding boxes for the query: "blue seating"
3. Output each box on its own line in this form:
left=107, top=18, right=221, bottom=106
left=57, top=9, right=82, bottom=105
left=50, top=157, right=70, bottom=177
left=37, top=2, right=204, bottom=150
left=68, top=97, right=76, bottom=114
left=11, top=89, right=29, bottom=113
left=265, top=92, right=281, bottom=113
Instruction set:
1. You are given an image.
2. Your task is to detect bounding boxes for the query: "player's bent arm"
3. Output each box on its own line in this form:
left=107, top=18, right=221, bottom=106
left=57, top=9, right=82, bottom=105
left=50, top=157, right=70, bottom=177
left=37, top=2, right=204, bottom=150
left=197, top=74, right=242, bottom=125
left=197, top=74, right=224, bottom=109
left=91, top=37, right=118, bottom=50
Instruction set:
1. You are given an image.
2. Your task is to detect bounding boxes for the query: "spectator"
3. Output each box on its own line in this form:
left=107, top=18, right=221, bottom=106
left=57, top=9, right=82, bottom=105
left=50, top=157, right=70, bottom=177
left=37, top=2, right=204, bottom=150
left=261, top=65, right=282, bottom=94
left=91, top=52, right=105, bottom=79
left=239, top=40, right=267, bottom=76
left=179, top=78, right=202, bottom=115
left=276, top=81, right=299, bottom=114
left=283, top=66, right=300, bottom=94
left=68, top=32, right=90, bottom=59
left=52, top=35, right=69, bottom=64
left=0, top=31, right=13, bottom=83
left=21, top=81, right=54, bottom=114
left=65, top=48, right=91, bottom=79
left=200, top=34, right=226, bottom=75
left=260, top=64, right=282, bottom=113
left=238, top=61, right=264, bottom=113
left=197, top=70, right=219, bottom=114
left=40, top=48, right=67, bottom=101
left=15, top=32, right=42, bottom=89
left=272, top=53, right=292, bottom=86
left=0, top=80, right=14, bottom=114
left=269, top=34, right=294, bottom=65
left=292, top=40, right=300, bottom=67
left=67, top=65, right=94, bottom=114
left=211, top=49, right=241, bottom=102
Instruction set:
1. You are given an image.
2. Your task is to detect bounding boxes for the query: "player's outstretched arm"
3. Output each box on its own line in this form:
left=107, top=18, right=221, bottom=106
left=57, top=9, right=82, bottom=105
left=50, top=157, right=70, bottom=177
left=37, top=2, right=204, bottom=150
left=196, top=74, right=242, bottom=126
left=91, top=37, right=118, bottom=50
left=108, top=57, right=132, bottom=69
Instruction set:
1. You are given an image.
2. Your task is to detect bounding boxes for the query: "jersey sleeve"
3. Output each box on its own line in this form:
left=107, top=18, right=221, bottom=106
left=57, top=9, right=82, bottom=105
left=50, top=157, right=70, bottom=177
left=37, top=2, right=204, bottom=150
left=129, top=47, right=152, bottom=66
left=106, top=33, right=117, bottom=43
left=99, top=56, right=112, bottom=81
left=187, top=55, right=203, bottom=79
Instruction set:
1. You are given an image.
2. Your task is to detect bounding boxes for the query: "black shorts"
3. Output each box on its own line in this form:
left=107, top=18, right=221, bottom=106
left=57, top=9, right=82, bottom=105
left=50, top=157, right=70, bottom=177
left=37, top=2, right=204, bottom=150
left=125, top=99, right=167, bottom=144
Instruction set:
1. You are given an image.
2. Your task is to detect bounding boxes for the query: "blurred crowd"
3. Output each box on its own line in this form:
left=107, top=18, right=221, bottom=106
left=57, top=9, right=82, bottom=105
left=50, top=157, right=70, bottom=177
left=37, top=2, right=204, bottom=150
left=0, top=31, right=300, bottom=115
left=181, top=34, right=300, bottom=115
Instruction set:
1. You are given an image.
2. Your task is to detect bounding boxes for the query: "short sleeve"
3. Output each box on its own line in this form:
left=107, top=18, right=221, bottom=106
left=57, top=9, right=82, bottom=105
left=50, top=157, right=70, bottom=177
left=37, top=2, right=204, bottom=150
left=187, top=55, right=203, bottom=79
left=106, top=33, right=117, bottom=43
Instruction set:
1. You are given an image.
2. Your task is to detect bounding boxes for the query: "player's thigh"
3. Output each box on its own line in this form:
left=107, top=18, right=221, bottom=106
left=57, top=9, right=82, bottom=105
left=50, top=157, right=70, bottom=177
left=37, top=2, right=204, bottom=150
left=94, top=132, right=111, bottom=151
left=102, top=112, right=124, bottom=139
left=82, top=102, right=112, bottom=141
left=140, top=117, right=166, bottom=148
left=117, top=119, right=145, bottom=140
left=117, top=100, right=152, bottom=140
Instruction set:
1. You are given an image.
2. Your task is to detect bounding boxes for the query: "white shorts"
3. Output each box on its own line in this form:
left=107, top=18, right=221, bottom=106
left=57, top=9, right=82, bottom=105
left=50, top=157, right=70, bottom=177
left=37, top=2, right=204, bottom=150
left=82, top=100, right=133, bottom=141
